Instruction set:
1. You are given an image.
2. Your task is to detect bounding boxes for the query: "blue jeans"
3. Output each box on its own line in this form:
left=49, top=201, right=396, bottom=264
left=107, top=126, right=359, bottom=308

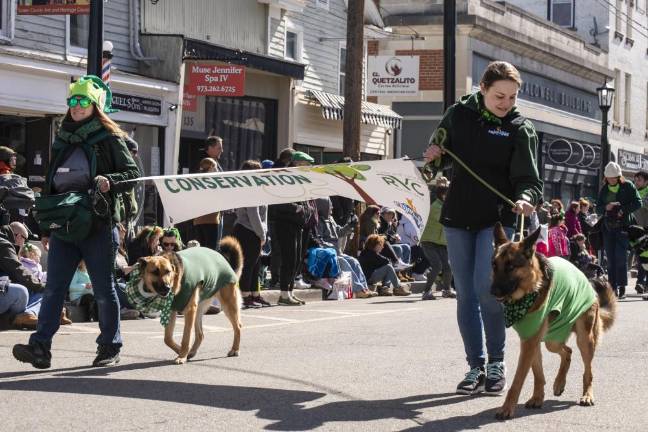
left=445, top=226, right=513, bottom=369
left=603, top=229, right=629, bottom=288
left=30, top=223, right=122, bottom=351
left=390, top=243, right=411, bottom=263
left=337, top=254, right=368, bottom=292
left=0, top=283, right=29, bottom=316
left=368, top=264, right=400, bottom=288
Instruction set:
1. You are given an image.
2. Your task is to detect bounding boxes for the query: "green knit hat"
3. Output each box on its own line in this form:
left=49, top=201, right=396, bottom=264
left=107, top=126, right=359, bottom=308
left=68, top=75, right=117, bottom=113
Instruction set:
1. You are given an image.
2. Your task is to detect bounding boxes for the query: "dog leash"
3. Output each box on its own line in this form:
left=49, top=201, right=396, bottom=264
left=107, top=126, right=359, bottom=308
left=414, top=145, right=526, bottom=240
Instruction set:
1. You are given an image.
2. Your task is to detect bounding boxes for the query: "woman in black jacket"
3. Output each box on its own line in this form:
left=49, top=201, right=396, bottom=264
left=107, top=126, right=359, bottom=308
left=423, top=61, right=542, bottom=396
left=596, top=162, right=641, bottom=299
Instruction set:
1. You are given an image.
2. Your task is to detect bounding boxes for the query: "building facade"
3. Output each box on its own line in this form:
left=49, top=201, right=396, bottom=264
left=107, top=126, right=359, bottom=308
left=0, top=0, right=180, bottom=226
left=375, top=0, right=612, bottom=204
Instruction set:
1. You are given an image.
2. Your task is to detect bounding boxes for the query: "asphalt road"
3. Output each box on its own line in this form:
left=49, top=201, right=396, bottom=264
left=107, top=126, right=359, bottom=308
left=1, top=291, right=647, bottom=431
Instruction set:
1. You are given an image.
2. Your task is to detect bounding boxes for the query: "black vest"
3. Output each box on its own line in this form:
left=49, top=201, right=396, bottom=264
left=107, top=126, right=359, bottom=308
left=441, top=105, right=526, bottom=230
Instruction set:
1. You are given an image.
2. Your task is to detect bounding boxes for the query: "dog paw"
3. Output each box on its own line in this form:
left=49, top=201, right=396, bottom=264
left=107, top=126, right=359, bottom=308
left=495, top=405, right=515, bottom=420
left=227, top=350, right=239, bottom=357
left=579, top=395, right=595, bottom=406
left=553, top=381, right=566, bottom=396
left=174, top=356, right=187, bottom=365
left=187, top=352, right=197, bottom=360
left=524, top=395, right=544, bottom=409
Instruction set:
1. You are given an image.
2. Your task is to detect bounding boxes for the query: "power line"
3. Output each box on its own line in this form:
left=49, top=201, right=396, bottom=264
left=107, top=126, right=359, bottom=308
left=593, top=0, right=648, bottom=40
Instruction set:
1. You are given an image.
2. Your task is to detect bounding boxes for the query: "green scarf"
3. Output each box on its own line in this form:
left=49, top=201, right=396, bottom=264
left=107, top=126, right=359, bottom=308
left=607, top=184, right=620, bottom=194
left=504, top=291, right=540, bottom=328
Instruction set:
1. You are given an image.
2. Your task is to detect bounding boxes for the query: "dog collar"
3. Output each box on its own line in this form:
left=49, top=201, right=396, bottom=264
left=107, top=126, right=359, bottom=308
left=504, top=291, right=540, bottom=328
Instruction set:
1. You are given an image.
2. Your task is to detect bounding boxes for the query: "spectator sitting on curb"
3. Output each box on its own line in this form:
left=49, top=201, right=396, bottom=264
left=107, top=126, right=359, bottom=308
left=358, top=234, right=411, bottom=297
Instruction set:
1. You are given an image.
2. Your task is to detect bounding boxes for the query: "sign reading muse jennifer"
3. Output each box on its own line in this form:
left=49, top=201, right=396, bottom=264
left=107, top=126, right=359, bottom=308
left=141, top=159, right=430, bottom=236
left=367, top=56, right=420, bottom=96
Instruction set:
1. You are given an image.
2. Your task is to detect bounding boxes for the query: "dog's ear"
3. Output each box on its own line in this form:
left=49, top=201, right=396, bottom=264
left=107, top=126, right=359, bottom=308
left=493, top=222, right=509, bottom=247
left=521, top=227, right=541, bottom=259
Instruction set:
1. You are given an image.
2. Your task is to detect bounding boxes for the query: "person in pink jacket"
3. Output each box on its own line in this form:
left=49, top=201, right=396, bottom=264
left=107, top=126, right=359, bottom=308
left=564, top=201, right=582, bottom=238
left=548, top=213, right=570, bottom=258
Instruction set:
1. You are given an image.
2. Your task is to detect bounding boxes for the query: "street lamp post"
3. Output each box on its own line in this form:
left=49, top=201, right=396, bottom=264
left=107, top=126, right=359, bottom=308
left=597, top=81, right=615, bottom=184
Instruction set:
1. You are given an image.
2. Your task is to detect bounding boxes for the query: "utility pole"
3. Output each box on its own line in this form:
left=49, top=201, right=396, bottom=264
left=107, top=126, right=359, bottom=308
left=87, top=0, right=104, bottom=76
left=443, top=0, right=456, bottom=111
left=343, top=0, right=364, bottom=162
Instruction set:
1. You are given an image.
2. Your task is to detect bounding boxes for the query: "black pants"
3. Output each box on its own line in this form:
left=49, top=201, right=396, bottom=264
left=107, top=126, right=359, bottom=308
left=194, top=223, right=221, bottom=250
left=232, top=224, right=262, bottom=293
left=410, top=245, right=429, bottom=274
left=268, top=221, right=281, bottom=283
left=276, top=222, right=303, bottom=291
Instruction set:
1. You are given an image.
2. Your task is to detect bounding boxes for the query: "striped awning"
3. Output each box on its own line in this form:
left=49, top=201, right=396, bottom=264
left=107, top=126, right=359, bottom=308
left=308, top=89, right=402, bottom=129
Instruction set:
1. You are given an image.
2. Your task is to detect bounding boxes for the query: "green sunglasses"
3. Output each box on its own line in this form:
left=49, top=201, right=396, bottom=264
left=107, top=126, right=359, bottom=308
left=67, top=96, right=93, bottom=108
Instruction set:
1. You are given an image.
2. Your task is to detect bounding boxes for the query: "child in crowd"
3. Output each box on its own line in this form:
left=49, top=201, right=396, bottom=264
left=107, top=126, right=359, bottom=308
left=571, top=233, right=597, bottom=272
left=69, top=261, right=97, bottom=321
left=19, top=243, right=46, bottom=283
left=547, top=212, right=570, bottom=258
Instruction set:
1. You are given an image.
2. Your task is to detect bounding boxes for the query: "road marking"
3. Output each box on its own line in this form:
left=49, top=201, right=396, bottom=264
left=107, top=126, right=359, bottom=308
left=240, top=314, right=300, bottom=323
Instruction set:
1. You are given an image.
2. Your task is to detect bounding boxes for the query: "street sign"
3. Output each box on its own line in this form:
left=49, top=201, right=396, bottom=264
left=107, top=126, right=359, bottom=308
left=17, top=0, right=90, bottom=15
left=186, top=63, right=246, bottom=97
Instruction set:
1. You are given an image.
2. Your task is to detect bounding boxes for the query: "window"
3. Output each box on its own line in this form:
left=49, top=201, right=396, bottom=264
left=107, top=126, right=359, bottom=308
left=284, top=25, right=302, bottom=62
left=625, top=73, right=632, bottom=126
left=68, top=13, right=89, bottom=54
left=0, top=0, right=15, bottom=41
left=616, top=0, right=623, bottom=32
left=339, top=44, right=346, bottom=96
left=550, top=0, right=574, bottom=27
left=315, top=0, right=330, bottom=10
left=627, top=2, right=634, bottom=38
left=614, top=69, right=621, bottom=123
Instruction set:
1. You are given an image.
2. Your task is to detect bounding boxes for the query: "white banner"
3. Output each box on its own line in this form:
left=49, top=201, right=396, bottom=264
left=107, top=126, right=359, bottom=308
left=141, top=159, right=430, bottom=236
left=367, top=55, right=420, bottom=96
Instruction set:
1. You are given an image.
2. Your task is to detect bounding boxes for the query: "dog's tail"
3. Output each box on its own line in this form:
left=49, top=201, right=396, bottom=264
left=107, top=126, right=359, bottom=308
left=219, top=236, right=243, bottom=279
left=590, top=278, right=617, bottom=332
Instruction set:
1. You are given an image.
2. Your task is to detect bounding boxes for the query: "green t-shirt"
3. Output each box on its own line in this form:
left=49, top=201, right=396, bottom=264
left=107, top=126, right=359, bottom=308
left=638, top=186, right=648, bottom=200
left=171, top=247, right=238, bottom=312
left=513, top=257, right=596, bottom=342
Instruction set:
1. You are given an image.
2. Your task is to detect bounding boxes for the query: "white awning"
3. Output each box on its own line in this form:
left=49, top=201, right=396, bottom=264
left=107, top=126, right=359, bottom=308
left=308, top=89, right=402, bottom=129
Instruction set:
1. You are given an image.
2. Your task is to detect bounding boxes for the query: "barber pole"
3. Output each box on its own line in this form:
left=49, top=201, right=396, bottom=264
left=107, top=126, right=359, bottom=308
left=101, top=40, right=113, bottom=86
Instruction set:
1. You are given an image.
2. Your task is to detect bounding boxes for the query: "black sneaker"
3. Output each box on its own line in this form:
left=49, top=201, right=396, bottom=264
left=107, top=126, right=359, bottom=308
left=12, top=343, right=51, bottom=369
left=456, top=366, right=485, bottom=395
left=484, top=361, right=507, bottom=395
left=636, top=284, right=645, bottom=294
left=618, top=286, right=627, bottom=300
left=92, top=345, right=121, bottom=367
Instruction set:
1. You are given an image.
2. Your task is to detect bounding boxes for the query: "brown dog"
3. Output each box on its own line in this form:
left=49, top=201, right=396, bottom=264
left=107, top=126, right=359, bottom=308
left=491, top=223, right=616, bottom=420
left=138, top=237, right=243, bottom=364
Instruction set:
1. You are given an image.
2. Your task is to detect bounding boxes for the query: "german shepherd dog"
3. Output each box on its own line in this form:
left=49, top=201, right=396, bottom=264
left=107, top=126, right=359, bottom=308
left=138, top=237, right=243, bottom=364
left=491, top=223, right=616, bottom=420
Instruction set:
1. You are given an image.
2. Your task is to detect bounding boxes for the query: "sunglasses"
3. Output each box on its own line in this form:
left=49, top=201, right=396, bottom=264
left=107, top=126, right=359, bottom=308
left=162, top=242, right=176, bottom=248
left=67, top=96, right=92, bottom=108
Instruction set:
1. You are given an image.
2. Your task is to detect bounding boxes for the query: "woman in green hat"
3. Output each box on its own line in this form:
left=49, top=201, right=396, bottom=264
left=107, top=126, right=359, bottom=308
left=13, top=75, right=140, bottom=369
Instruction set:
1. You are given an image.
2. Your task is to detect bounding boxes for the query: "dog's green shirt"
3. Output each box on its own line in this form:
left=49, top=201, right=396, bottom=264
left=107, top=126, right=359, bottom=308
left=171, top=247, right=238, bottom=312
left=513, top=257, right=596, bottom=342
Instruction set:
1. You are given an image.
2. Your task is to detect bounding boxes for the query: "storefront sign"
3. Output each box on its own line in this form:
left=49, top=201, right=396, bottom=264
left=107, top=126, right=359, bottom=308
left=581, top=144, right=597, bottom=168
left=547, top=139, right=572, bottom=164
left=17, top=0, right=90, bottom=15
left=618, top=149, right=648, bottom=171
left=473, top=55, right=600, bottom=120
left=112, top=93, right=162, bottom=115
left=186, top=63, right=246, bottom=97
left=566, top=142, right=585, bottom=166
left=367, top=56, right=420, bottom=96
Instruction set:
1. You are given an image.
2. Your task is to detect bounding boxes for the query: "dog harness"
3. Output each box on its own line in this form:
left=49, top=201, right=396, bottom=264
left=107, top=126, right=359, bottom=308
left=510, top=257, right=596, bottom=343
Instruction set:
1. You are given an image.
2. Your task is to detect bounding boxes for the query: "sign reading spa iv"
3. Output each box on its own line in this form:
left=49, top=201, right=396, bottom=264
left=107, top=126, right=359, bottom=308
left=367, top=56, right=420, bottom=96
left=186, top=63, right=246, bottom=97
